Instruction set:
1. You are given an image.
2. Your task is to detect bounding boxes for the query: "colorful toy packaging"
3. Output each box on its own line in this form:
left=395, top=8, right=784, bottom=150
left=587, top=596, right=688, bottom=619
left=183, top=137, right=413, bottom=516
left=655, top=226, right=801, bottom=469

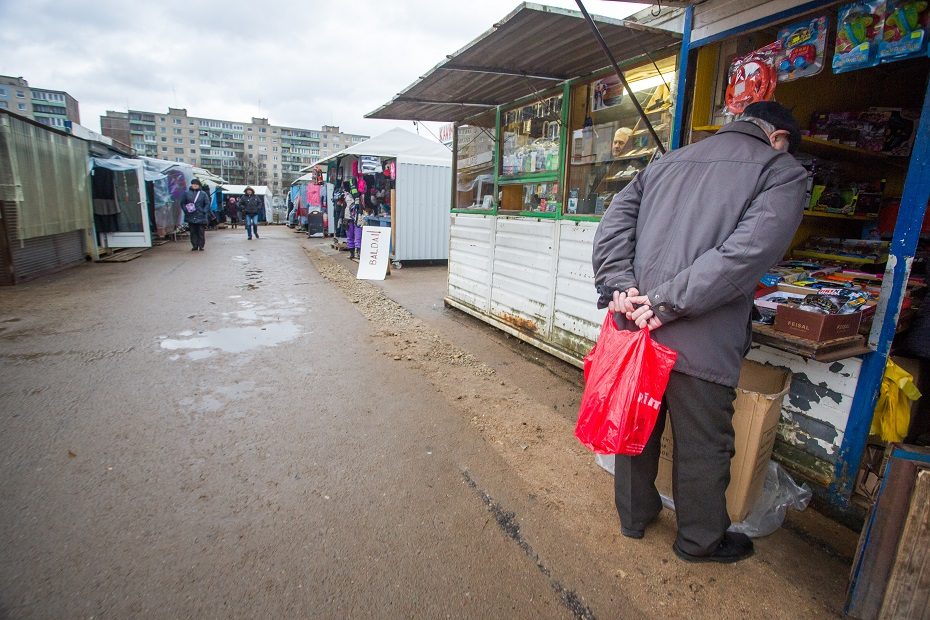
left=724, top=41, right=781, bottom=115
left=777, top=16, right=829, bottom=81
left=878, top=0, right=929, bottom=62
left=834, top=1, right=887, bottom=73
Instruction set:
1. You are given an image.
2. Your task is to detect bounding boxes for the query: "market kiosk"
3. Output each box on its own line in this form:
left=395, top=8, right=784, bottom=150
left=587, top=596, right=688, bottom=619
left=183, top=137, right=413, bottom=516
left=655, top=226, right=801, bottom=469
left=672, top=0, right=929, bottom=510
left=671, top=2, right=929, bottom=613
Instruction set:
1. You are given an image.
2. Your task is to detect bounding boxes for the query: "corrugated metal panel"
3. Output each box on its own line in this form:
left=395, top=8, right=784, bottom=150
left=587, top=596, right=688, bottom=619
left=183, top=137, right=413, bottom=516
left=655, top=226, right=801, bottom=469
left=448, top=214, right=494, bottom=312
left=395, top=161, right=452, bottom=261
left=551, top=221, right=602, bottom=357
left=367, top=3, right=680, bottom=122
left=10, top=230, right=84, bottom=283
left=692, top=0, right=810, bottom=43
left=489, top=217, right=556, bottom=337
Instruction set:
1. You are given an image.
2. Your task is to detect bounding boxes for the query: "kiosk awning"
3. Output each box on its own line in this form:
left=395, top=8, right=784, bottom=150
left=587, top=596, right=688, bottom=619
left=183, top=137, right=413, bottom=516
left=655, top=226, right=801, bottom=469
left=366, top=2, right=680, bottom=122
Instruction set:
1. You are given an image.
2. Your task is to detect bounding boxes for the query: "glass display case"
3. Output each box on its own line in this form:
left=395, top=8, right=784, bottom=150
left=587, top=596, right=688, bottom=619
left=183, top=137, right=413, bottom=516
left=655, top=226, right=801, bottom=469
left=565, top=56, right=676, bottom=216
left=455, top=110, right=496, bottom=210
left=500, top=181, right=562, bottom=214
left=499, top=94, right=563, bottom=178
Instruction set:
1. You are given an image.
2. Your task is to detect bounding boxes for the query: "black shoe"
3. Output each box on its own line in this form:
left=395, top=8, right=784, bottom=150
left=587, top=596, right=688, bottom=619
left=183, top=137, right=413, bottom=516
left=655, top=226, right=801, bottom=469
left=191, top=248, right=198, bottom=251
left=199, top=248, right=204, bottom=251
left=673, top=532, right=754, bottom=564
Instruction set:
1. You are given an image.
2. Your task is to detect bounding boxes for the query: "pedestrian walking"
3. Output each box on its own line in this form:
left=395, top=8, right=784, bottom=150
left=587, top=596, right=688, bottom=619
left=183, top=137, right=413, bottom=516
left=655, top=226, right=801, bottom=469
left=226, top=196, right=239, bottom=229
left=591, top=101, right=807, bottom=564
left=182, top=178, right=211, bottom=251
left=239, top=187, right=263, bottom=240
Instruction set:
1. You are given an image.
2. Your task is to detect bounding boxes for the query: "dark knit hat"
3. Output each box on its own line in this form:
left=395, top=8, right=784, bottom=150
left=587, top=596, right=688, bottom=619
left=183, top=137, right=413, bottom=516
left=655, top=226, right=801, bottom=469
left=742, top=101, right=801, bottom=154
left=190, top=178, right=202, bottom=186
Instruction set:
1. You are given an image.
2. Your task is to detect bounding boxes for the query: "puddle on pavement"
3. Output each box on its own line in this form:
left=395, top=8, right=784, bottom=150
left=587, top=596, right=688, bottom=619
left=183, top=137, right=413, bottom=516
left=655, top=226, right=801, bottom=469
left=160, top=322, right=302, bottom=359
left=232, top=255, right=249, bottom=263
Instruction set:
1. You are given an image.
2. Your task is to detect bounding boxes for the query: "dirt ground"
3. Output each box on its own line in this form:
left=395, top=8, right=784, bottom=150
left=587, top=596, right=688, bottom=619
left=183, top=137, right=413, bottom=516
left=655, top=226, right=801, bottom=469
left=0, top=226, right=858, bottom=618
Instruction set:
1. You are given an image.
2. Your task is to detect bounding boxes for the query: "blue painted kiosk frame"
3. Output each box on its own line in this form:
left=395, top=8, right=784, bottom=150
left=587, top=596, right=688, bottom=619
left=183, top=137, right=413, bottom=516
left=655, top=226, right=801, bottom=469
left=670, top=1, right=930, bottom=507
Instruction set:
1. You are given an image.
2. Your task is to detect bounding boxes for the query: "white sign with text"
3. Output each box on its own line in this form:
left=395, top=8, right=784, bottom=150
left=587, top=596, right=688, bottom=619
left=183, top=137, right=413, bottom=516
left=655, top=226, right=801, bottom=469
left=356, top=226, right=391, bottom=280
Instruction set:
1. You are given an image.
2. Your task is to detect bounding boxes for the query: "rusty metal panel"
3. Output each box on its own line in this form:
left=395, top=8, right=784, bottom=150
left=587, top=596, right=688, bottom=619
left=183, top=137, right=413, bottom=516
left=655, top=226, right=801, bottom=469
left=489, top=217, right=556, bottom=337
left=551, top=221, right=602, bottom=357
left=448, top=213, right=494, bottom=312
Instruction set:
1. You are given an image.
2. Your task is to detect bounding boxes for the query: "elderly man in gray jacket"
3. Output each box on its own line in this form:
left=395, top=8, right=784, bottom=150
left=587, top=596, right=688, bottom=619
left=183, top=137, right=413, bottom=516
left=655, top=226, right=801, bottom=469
left=592, top=101, right=808, bottom=563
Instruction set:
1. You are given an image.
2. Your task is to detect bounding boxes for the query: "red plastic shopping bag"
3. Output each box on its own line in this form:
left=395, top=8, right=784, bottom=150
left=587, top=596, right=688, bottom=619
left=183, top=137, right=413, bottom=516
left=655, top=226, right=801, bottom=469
left=575, top=313, right=678, bottom=455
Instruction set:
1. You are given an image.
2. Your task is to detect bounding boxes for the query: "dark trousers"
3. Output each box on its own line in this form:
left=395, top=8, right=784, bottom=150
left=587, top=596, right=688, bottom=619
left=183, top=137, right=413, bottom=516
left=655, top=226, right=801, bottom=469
left=189, top=223, right=205, bottom=249
left=614, top=371, right=736, bottom=555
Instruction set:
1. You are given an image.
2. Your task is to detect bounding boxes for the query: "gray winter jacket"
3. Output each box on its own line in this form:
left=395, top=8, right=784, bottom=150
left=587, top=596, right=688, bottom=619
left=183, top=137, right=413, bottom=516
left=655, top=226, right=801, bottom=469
left=592, top=121, right=808, bottom=386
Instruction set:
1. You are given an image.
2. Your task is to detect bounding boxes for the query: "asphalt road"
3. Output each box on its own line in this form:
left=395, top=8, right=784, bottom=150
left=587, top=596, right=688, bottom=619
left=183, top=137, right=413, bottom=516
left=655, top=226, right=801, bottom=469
left=0, top=226, right=854, bottom=619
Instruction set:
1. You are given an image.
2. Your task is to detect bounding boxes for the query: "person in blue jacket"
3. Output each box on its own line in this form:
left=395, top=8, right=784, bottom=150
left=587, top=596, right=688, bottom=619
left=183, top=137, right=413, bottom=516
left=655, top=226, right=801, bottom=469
left=182, top=178, right=211, bottom=251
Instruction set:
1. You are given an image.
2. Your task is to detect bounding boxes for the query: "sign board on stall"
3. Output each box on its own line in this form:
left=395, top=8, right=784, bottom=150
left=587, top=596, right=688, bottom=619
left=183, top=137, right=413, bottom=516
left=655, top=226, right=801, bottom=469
left=356, top=226, right=392, bottom=280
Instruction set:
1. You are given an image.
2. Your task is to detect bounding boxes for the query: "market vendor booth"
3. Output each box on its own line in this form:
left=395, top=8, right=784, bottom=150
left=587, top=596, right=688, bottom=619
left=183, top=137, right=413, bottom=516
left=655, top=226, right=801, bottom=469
left=668, top=2, right=929, bottom=613
left=302, top=127, right=452, bottom=265
left=367, top=4, right=680, bottom=361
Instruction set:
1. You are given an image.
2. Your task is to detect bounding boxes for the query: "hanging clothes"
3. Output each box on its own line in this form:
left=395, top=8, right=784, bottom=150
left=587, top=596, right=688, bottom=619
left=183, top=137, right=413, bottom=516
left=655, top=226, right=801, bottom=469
left=91, top=167, right=120, bottom=233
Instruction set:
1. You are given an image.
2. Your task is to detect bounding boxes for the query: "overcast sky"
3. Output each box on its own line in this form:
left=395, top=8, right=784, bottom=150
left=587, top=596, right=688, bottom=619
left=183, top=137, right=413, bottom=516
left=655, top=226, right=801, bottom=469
left=0, top=0, right=647, bottom=140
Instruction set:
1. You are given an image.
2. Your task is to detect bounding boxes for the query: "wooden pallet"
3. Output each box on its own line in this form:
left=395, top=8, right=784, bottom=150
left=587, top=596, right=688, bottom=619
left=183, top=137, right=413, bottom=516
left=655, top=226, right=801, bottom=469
left=95, top=247, right=149, bottom=263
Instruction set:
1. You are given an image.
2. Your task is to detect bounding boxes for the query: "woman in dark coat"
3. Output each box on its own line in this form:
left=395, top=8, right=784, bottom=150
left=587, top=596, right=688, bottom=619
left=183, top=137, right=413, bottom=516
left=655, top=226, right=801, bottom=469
left=182, top=178, right=211, bottom=251
left=238, top=187, right=264, bottom=240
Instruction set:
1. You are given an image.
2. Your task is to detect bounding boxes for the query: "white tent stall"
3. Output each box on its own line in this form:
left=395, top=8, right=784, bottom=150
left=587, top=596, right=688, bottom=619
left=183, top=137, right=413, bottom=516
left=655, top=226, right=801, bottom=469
left=306, top=128, right=452, bottom=263
left=219, top=184, right=273, bottom=223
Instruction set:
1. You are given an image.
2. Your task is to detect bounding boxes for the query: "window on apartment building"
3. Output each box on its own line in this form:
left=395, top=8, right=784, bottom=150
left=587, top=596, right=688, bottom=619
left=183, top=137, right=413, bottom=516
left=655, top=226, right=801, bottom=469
left=189, top=120, right=194, bottom=125
left=259, top=137, right=266, bottom=142
left=0, top=87, right=7, bottom=97
left=173, top=118, right=182, bottom=125
left=259, top=127, right=266, bottom=133
left=160, top=127, right=166, bottom=133
left=174, top=128, right=182, bottom=134
left=16, top=90, right=25, bottom=98
left=248, top=135, right=253, bottom=141
left=162, top=147, right=168, bottom=152
left=190, top=149, right=196, bottom=154
left=248, top=154, right=253, bottom=159
left=247, top=145, right=253, bottom=150
left=272, top=147, right=278, bottom=152
left=190, top=139, right=195, bottom=145
left=17, top=103, right=26, bottom=111
left=176, top=158, right=184, bottom=163
left=161, top=137, right=167, bottom=142
left=272, top=139, right=278, bottom=144
left=247, top=127, right=252, bottom=131
left=0, top=101, right=7, bottom=109
left=174, top=148, right=184, bottom=154
left=160, top=117, right=165, bottom=121
left=174, top=138, right=183, bottom=144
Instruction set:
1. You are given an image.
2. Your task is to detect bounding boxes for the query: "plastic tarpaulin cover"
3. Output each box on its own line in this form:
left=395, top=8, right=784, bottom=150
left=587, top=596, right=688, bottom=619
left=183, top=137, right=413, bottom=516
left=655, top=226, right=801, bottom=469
left=0, top=113, right=92, bottom=241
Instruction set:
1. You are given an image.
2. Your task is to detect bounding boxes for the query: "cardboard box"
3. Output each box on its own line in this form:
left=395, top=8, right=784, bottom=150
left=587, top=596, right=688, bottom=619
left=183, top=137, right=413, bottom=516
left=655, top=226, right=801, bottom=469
left=656, top=360, right=791, bottom=522
left=774, top=305, right=863, bottom=341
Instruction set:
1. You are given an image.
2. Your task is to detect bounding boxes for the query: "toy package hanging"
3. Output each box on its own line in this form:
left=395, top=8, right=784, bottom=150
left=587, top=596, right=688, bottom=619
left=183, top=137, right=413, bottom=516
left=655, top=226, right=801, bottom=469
left=777, top=16, right=829, bottom=81
left=878, top=0, right=929, bottom=62
left=724, top=41, right=781, bottom=116
left=834, top=1, right=887, bottom=73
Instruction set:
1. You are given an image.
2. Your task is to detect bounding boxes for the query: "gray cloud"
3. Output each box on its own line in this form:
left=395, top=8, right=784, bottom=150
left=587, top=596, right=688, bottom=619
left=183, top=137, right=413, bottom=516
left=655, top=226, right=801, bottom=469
left=0, top=0, right=646, bottom=137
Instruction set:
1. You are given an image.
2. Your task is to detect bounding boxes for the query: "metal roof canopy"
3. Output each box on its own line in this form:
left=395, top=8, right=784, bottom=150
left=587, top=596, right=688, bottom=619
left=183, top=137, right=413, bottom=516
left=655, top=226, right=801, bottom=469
left=365, top=2, right=681, bottom=123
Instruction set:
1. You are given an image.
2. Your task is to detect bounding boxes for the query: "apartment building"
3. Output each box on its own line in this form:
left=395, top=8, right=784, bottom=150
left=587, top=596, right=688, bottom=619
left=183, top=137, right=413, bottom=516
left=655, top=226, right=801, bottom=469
left=100, top=108, right=367, bottom=193
left=0, top=75, right=80, bottom=130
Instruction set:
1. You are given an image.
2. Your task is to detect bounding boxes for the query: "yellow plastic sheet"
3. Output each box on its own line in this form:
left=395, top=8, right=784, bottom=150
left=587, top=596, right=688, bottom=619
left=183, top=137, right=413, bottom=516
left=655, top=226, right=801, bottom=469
left=871, top=359, right=923, bottom=443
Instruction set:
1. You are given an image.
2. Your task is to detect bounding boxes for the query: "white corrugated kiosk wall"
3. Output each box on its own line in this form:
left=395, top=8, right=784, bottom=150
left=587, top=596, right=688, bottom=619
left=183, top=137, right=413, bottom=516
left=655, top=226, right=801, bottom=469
left=395, top=161, right=452, bottom=261
left=448, top=213, right=494, bottom=312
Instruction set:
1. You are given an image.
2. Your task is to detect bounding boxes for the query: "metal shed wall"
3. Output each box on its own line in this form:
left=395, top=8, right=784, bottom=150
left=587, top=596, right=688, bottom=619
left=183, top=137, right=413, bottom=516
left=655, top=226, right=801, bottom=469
left=0, top=200, right=85, bottom=284
left=394, top=161, right=452, bottom=261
